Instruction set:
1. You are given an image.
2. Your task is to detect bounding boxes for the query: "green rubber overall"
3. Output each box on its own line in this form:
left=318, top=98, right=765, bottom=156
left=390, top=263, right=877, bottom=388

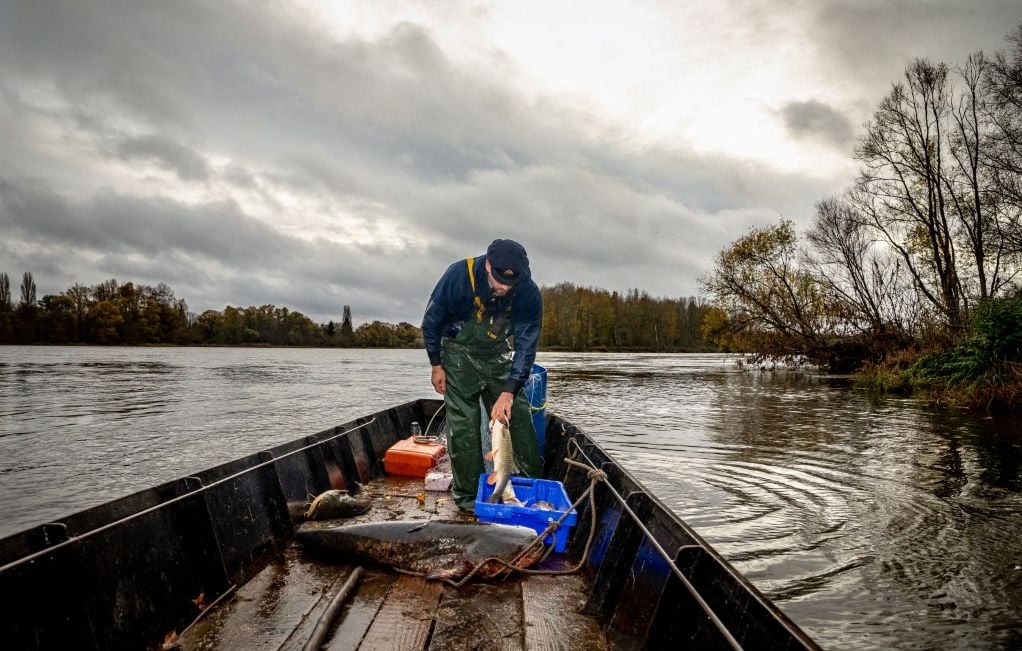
left=441, top=317, right=542, bottom=510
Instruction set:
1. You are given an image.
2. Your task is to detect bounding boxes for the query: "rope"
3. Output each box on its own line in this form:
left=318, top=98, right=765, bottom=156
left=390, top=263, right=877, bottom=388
left=418, top=455, right=609, bottom=589
left=558, top=438, right=745, bottom=651
left=423, top=404, right=446, bottom=438
left=410, top=437, right=742, bottom=649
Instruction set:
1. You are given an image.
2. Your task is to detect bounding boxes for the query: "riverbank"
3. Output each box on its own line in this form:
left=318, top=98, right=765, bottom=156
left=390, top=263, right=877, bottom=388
left=854, top=298, right=1022, bottom=411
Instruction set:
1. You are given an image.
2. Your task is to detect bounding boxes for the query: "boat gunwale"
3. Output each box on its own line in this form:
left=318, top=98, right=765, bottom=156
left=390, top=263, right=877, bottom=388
left=0, top=398, right=820, bottom=650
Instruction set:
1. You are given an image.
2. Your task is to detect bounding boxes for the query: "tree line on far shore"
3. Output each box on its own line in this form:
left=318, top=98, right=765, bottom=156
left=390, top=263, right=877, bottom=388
left=0, top=273, right=421, bottom=348
left=0, top=272, right=717, bottom=352
left=541, top=283, right=713, bottom=351
left=701, top=25, right=1022, bottom=407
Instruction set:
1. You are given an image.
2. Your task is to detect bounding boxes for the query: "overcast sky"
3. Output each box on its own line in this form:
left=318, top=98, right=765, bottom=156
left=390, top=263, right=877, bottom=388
left=1, top=1, right=1019, bottom=324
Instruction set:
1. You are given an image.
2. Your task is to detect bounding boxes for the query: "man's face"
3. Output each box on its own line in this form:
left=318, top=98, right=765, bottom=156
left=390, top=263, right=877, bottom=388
left=485, top=261, right=513, bottom=296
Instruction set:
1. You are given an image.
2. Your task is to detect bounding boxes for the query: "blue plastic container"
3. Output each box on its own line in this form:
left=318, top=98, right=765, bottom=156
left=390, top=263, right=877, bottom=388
left=524, top=363, right=547, bottom=451
left=474, top=474, right=577, bottom=552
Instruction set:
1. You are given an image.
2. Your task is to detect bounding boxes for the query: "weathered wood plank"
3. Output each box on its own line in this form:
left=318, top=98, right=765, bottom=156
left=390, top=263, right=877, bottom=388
left=176, top=548, right=341, bottom=650
left=429, top=580, right=524, bottom=650
left=323, top=569, right=395, bottom=651
left=522, top=575, right=606, bottom=651
left=357, top=575, right=443, bottom=650
left=279, top=566, right=358, bottom=651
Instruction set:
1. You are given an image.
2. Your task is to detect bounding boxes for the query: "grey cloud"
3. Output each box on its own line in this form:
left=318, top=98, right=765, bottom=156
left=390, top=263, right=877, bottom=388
left=804, top=0, right=1022, bottom=117
left=0, top=0, right=868, bottom=321
left=0, top=177, right=291, bottom=265
left=117, top=136, right=211, bottom=181
left=0, top=176, right=427, bottom=321
left=778, top=100, right=855, bottom=149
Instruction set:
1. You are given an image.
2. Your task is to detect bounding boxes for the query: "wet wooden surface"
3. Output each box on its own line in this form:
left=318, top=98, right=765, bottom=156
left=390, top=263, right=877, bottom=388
left=431, top=580, right=524, bottom=650
left=322, top=569, right=393, bottom=651
left=522, top=575, right=607, bottom=651
left=174, top=474, right=607, bottom=650
left=358, top=575, right=444, bottom=650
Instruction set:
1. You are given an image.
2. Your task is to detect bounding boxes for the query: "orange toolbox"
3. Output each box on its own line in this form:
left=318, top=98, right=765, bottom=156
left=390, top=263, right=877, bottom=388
left=383, top=437, right=446, bottom=478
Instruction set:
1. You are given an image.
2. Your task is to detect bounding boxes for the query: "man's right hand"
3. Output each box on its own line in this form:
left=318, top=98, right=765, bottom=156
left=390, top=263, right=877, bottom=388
left=431, top=365, right=446, bottom=394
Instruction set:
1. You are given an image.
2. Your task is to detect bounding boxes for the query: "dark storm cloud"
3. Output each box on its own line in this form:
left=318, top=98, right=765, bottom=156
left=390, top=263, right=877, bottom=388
left=116, top=136, right=211, bottom=182
left=0, top=175, right=416, bottom=320
left=0, top=177, right=291, bottom=264
left=804, top=0, right=1022, bottom=106
left=778, top=100, right=855, bottom=149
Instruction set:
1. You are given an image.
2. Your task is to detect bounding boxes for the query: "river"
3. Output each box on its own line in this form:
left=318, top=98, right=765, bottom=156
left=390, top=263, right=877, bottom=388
left=1, top=346, right=1020, bottom=649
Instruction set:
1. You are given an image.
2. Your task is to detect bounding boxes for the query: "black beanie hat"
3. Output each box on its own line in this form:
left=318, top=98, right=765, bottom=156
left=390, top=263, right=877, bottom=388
left=486, top=239, right=529, bottom=286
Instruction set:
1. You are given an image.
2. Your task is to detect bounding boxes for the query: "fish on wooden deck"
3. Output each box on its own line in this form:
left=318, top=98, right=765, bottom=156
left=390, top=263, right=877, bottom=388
left=296, top=519, right=541, bottom=581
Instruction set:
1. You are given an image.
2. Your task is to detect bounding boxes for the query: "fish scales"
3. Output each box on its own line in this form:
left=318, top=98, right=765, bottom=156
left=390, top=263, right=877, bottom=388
left=485, top=419, right=516, bottom=504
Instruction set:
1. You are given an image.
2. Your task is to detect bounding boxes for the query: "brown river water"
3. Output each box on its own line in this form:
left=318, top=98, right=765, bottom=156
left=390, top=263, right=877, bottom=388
left=1, top=346, right=1020, bottom=649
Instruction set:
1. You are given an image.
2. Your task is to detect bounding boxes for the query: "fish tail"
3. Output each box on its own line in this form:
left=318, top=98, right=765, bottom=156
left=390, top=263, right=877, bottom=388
left=487, top=476, right=509, bottom=503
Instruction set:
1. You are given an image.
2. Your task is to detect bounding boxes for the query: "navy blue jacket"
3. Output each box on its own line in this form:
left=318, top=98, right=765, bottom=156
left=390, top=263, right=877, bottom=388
left=422, top=255, right=542, bottom=395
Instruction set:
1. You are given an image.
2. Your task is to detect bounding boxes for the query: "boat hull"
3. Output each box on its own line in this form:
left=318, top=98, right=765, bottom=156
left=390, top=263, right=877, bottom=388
left=0, top=399, right=818, bottom=649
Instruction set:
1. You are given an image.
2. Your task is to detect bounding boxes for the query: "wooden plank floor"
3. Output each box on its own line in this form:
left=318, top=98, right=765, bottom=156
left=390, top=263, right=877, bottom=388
left=323, top=569, right=393, bottom=651
left=522, top=575, right=606, bottom=651
left=431, top=579, right=524, bottom=650
left=358, top=575, right=444, bottom=650
left=174, top=475, right=607, bottom=650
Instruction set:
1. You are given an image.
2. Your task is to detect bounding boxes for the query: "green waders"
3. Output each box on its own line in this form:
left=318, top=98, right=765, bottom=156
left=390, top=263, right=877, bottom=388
left=441, top=318, right=542, bottom=510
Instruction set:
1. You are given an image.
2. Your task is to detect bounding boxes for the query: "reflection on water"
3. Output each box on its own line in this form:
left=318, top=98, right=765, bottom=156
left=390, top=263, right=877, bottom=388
left=1, top=347, right=1021, bottom=649
left=540, top=353, right=1022, bottom=650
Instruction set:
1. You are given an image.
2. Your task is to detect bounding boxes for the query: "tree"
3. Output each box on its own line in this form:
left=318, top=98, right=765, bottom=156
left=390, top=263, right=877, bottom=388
left=985, top=25, right=1022, bottom=254
left=807, top=197, right=916, bottom=341
left=0, top=272, right=12, bottom=343
left=701, top=219, right=835, bottom=364
left=0, top=272, right=10, bottom=311
left=92, top=278, right=118, bottom=303
left=19, top=272, right=36, bottom=306
left=37, top=294, right=74, bottom=342
left=852, top=60, right=968, bottom=327
left=64, top=283, right=91, bottom=342
left=13, top=272, right=39, bottom=342
left=355, top=321, right=396, bottom=347
left=340, top=305, right=355, bottom=345
left=394, top=322, right=423, bottom=348
left=90, top=300, right=123, bottom=344
left=195, top=310, right=223, bottom=342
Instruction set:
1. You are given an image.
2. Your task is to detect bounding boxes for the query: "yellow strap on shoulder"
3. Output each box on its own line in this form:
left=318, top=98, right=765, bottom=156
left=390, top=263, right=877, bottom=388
left=466, top=257, right=485, bottom=323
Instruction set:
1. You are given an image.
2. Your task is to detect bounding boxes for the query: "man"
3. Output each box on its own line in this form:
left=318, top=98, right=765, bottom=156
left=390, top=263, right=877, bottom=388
left=422, top=239, right=543, bottom=511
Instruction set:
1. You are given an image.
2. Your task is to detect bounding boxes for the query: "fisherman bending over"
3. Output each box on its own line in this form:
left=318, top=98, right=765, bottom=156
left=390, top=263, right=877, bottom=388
left=422, top=239, right=543, bottom=511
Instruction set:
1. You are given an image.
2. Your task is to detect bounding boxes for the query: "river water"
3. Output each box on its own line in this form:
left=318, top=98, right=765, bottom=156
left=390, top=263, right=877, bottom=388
left=1, top=346, right=1020, bottom=648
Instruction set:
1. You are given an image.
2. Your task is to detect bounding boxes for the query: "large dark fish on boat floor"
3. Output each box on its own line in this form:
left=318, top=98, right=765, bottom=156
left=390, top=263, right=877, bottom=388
left=304, top=483, right=373, bottom=520
left=296, top=519, right=541, bottom=581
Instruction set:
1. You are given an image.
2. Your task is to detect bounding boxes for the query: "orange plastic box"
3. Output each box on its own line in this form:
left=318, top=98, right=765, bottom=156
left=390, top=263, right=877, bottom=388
left=383, top=437, right=446, bottom=478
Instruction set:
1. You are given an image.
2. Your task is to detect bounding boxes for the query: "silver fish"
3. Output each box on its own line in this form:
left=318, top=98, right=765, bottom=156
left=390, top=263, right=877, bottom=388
left=484, top=418, right=516, bottom=504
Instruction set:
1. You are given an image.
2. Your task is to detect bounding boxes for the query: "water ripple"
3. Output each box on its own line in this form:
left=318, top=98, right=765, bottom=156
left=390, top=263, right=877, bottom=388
left=2, top=348, right=1021, bottom=649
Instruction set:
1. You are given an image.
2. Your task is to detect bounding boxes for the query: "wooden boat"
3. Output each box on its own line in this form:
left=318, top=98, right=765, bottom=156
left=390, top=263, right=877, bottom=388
left=0, top=399, right=820, bottom=650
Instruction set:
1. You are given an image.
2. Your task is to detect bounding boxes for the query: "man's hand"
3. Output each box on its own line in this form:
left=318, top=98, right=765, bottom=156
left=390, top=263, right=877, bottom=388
left=430, top=365, right=446, bottom=394
left=491, top=391, right=513, bottom=423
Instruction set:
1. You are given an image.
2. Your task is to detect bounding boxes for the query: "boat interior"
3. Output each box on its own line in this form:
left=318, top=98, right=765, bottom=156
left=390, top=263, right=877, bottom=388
left=0, top=399, right=818, bottom=650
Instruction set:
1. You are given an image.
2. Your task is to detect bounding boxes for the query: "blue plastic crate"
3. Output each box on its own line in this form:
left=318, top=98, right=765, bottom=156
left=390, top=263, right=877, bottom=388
left=474, top=475, right=577, bottom=552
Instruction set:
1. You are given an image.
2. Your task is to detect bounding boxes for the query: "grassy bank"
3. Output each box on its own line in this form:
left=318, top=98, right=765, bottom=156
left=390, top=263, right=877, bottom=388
left=856, top=298, right=1022, bottom=410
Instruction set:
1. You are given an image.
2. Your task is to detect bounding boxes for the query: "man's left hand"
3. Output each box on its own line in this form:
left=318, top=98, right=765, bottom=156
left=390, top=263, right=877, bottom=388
left=491, top=392, right=514, bottom=423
